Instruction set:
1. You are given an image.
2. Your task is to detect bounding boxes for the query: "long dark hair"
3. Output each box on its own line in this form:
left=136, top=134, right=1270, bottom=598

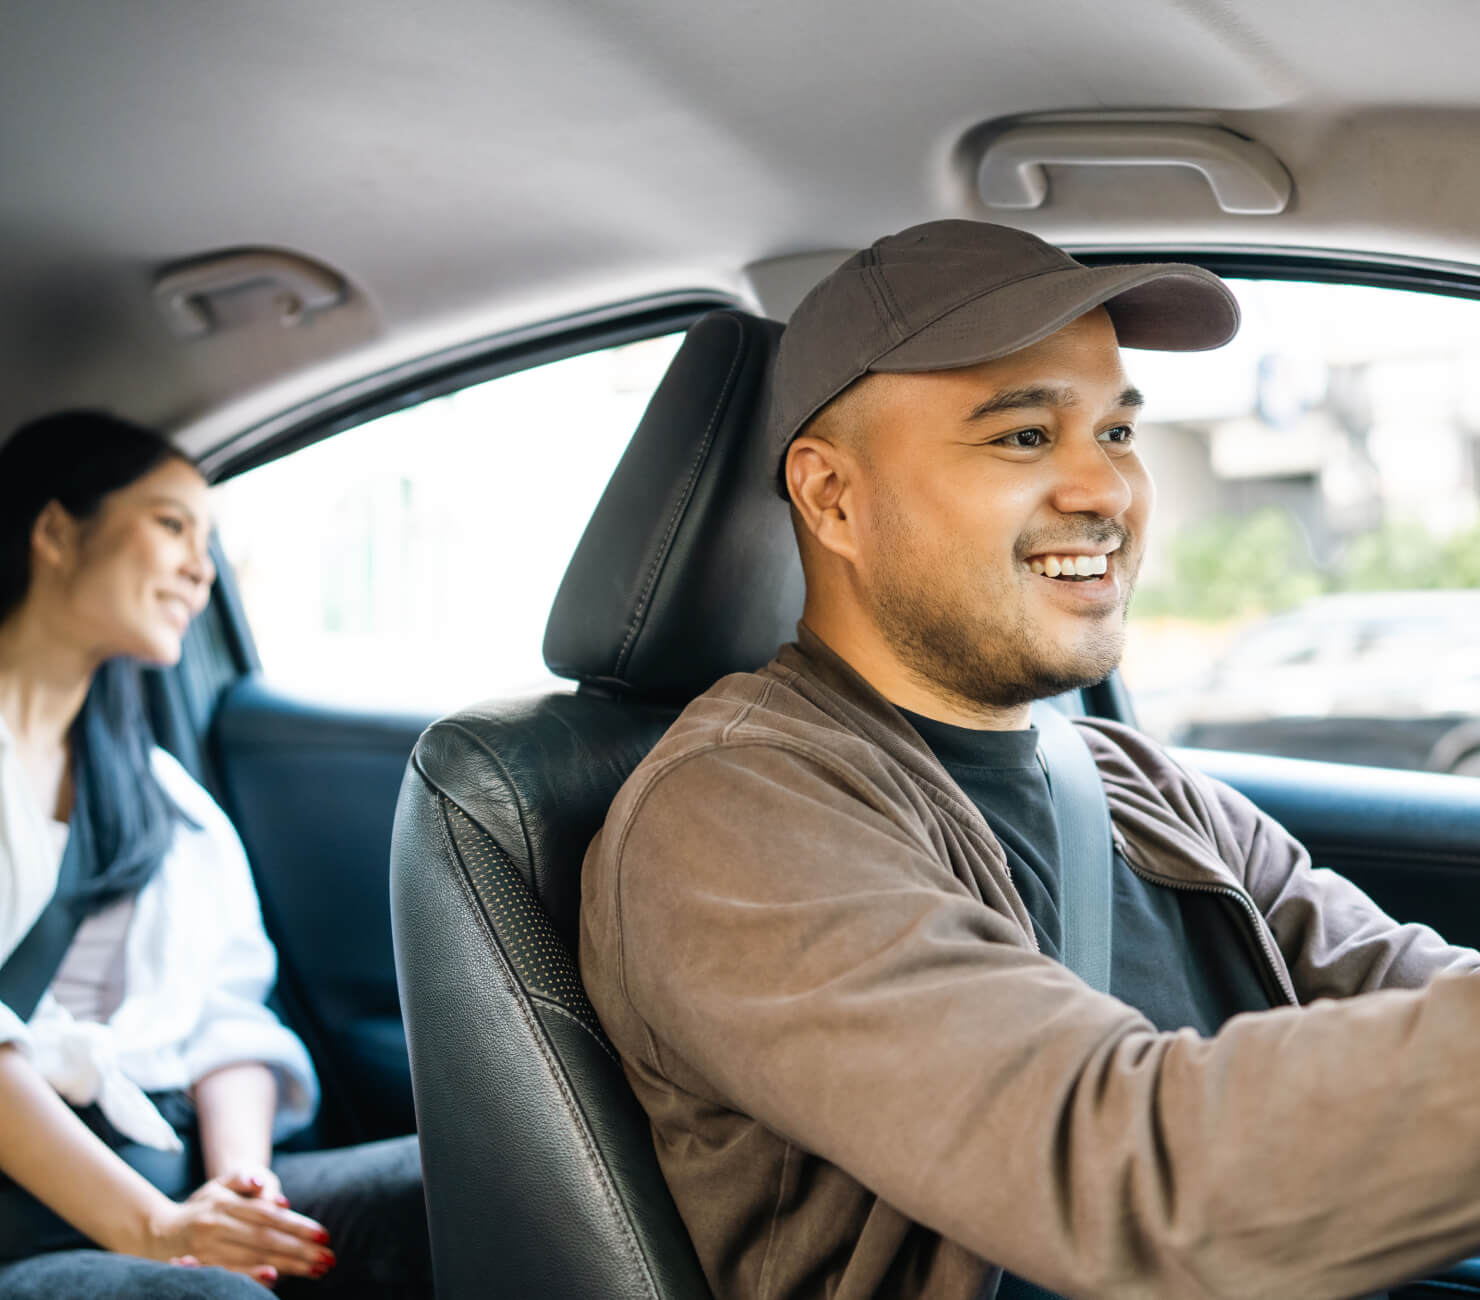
left=0, top=411, right=198, bottom=910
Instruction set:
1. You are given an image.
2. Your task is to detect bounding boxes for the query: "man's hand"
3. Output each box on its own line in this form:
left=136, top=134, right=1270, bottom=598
left=150, top=1170, right=334, bottom=1288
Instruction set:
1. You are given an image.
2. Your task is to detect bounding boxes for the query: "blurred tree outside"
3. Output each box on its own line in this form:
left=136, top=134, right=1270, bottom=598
left=1135, top=507, right=1323, bottom=620
left=1343, top=518, right=1480, bottom=591
left=1134, top=508, right=1480, bottom=621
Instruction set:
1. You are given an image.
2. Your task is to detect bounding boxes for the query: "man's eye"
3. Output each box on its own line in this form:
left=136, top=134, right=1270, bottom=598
left=1099, top=425, right=1136, bottom=445
left=157, top=515, right=186, bottom=535
left=994, top=428, right=1046, bottom=449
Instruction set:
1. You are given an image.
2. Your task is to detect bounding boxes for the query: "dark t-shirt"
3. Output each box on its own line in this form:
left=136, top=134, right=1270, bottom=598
left=900, top=709, right=1274, bottom=1036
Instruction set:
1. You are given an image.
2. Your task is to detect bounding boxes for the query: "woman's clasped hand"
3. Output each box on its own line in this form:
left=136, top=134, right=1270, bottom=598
left=156, top=1169, right=336, bottom=1288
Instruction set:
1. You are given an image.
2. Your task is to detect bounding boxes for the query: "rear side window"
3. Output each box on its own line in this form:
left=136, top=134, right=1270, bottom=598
left=213, top=332, right=683, bottom=712
left=1122, top=279, right=1480, bottom=777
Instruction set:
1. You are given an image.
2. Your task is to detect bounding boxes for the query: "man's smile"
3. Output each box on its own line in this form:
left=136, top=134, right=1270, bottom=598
left=1020, top=540, right=1127, bottom=609
left=1025, top=549, right=1112, bottom=579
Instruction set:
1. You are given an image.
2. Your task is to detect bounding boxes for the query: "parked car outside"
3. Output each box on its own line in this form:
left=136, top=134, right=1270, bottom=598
left=1139, top=591, right=1480, bottom=773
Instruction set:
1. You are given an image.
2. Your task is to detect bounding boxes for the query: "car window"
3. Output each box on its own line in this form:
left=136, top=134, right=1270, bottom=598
left=1122, top=279, right=1480, bottom=776
left=212, top=332, right=684, bottom=712
left=1219, top=620, right=1323, bottom=671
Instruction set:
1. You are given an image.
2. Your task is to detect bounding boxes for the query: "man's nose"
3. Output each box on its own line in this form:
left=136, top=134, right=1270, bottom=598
left=1048, top=434, right=1133, bottom=519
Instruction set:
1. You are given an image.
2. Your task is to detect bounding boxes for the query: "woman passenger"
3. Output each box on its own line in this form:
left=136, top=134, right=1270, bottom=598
left=0, top=412, right=433, bottom=1298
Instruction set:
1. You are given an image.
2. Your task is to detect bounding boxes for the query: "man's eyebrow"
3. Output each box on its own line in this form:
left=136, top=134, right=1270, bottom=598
left=965, top=383, right=1145, bottom=422
left=966, top=385, right=1074, bottom=422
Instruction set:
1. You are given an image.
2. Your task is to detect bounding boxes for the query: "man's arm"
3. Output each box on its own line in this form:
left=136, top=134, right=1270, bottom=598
left=600, top=741, right=1480, bottom=1300
left=1083, top=718, right=1480, bottom=998
left=1212, top=770, right=1480, bottom=994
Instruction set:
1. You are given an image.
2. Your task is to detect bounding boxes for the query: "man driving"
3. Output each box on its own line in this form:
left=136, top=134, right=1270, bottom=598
left=579, top=220, right=1480, bottom=1299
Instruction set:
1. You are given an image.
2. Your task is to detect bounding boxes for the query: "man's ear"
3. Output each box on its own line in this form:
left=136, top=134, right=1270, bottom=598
left=786, top=436, right=862, bottom=566
left=30, top=500, right=80, bottom=572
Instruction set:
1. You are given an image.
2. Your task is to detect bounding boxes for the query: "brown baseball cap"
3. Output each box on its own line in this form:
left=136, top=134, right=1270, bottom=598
left=769, top=219, right=1240, bottom=485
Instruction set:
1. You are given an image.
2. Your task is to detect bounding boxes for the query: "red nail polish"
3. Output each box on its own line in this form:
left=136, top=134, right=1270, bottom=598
left=275, top=1195, right=291, bottom=1207
left=314, top=1228, right=330, bottom=1244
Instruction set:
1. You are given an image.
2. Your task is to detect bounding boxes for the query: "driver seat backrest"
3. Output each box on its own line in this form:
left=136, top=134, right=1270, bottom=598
left=390, top=310, right=801, bottom=1299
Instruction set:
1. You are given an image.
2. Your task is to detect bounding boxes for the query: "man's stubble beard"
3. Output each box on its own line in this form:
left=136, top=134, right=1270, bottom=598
left=865, top=492, right=1137, bottom=714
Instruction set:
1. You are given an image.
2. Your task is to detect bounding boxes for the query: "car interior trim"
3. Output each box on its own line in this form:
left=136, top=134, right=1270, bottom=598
left=1178, top=746, right=1480, bottom=872
left=1072, top=246, right=1480, bottom=300
left=201, top=292, right=736, bottom=482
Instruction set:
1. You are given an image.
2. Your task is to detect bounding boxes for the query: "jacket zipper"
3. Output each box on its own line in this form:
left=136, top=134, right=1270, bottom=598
left=994, top=849, right=1040, bottom=954
left=997, top=855, right=1040, bottom=954
left=1114, top=835, right=1299, bottom=1007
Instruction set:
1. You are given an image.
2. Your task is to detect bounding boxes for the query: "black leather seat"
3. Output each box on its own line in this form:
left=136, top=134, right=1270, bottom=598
left=390, top=310, right=803, bottom=1299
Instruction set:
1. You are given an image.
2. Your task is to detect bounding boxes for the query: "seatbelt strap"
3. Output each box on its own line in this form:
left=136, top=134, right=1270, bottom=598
left=1031, top=699, right=1113, bottom=994
left=993, top=704, right=1115, bottom=1300
left=0, top=824, right=87, bottom=1023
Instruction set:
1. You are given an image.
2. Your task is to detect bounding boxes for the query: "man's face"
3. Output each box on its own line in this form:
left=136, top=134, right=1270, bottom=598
left=847, top=307, right=1151, bottom=713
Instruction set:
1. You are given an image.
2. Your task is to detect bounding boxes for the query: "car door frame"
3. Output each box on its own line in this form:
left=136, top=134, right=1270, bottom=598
left=151, top=288, right=738, bottom=1143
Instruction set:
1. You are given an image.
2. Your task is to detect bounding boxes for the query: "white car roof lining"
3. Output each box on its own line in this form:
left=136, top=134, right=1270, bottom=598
left=8, top=1, right=1480, bottom=456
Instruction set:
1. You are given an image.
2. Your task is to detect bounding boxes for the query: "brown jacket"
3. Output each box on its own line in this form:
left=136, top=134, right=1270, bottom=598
left=579, top=626, right=1480, bottom=1300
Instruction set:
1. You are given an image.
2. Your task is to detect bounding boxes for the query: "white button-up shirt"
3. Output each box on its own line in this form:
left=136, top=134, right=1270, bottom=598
left=0, top=715, right=318, bottom=1150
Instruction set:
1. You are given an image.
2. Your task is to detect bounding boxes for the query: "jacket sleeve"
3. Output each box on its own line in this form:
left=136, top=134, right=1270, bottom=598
left=153, top=753, right=319, bottom=1140
left=1203, top=765, right=1480, bottom=997
left=0, top=1002, right=29, bottom=1053
left=604, top=739, right=1480, bottom=1300
left=1082, top=719, right=1480, bottom=999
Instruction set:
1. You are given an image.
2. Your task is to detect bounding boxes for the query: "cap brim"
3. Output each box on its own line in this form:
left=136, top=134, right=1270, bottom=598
left=870, top=262, right=1239, bottom=373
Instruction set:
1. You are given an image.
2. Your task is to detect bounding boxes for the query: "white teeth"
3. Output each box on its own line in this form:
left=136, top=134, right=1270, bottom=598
left=1028, top=553, right=1110, bottom=578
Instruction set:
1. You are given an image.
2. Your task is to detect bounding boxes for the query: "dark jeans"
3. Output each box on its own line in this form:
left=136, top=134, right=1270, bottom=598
left=0, top=1096, right=433, bottom=1299
left=0, top=1254, right=265, bottom=1299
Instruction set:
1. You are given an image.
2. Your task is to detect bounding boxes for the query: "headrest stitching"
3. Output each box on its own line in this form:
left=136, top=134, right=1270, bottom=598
left=614, top=314, right=749, bottom=676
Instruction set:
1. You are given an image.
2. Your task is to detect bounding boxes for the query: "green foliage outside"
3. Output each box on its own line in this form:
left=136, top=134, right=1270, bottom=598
left=1135, top=508, right=1480, bottom=621
left=1344, top=518, right=1480, bottom=592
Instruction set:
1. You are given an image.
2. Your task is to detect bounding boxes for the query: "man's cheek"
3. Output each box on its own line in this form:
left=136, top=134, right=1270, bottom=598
left=1121, top=538, right=1148, bottom=599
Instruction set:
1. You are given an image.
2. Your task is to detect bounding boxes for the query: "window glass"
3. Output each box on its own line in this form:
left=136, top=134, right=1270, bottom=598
left=1123, top=279, right=1480, bottom=775
left=213, top=332, right=684, bottom=712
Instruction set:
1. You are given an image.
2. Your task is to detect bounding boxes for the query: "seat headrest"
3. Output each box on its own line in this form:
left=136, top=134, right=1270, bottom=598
left=544, top=310, right=804, bottom=699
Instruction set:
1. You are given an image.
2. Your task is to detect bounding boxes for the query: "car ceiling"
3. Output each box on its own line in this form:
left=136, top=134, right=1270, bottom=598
left=7, top=0, right=1480, bottom=464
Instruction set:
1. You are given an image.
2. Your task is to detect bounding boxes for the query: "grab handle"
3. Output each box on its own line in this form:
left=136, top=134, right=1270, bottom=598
left=154, top=250, right=347, bottom=339
left=977, top=122, right=1292, bottom=216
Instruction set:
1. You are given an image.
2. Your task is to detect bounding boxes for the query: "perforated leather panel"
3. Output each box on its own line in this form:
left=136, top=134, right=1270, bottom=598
left=441, top=799, right=605, bottom=1041
left=391, top=690, right=709, bottom=1299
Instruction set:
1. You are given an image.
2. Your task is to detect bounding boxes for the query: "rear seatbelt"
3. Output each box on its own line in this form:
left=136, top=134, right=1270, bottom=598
left=0, top=820, right=86, bottom=1022
left=992, top=701, right=1116, bottom=1300
left=1032, top=699, right=1113, bottom=993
